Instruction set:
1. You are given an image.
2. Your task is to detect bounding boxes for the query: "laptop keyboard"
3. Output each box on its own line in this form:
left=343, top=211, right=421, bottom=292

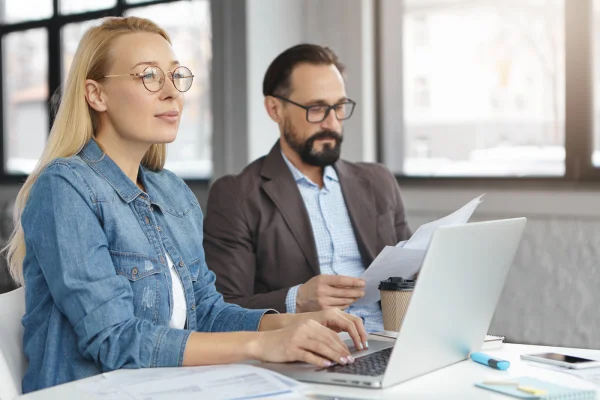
left=325, top=347, right=392, bottom=376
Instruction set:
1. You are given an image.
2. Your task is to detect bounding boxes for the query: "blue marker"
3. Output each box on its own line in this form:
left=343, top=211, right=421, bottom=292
left=470, top=352, right=510, bottom=370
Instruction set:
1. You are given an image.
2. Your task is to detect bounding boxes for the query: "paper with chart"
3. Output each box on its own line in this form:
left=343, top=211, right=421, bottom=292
left=352, top=194, right=484, bottom=307
left=77, top=364, right=305, bottom=400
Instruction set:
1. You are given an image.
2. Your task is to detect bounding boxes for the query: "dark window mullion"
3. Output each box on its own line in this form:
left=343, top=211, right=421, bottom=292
left=116, top=0, right=126, bottom=16
left=0, top=28, right=6, bottom=178
left=48, top=0, right=61, bottom=134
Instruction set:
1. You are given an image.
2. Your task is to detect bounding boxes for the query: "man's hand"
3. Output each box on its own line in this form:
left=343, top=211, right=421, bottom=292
left=296, top=274, right=365, bottom=313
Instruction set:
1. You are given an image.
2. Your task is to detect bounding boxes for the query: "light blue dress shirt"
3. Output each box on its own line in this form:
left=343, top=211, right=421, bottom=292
left=282, top=152, right=384, bottom=333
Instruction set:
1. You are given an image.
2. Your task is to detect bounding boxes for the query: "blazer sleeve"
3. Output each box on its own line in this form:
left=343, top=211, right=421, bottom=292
left=203, top=176, right=290, bottom=312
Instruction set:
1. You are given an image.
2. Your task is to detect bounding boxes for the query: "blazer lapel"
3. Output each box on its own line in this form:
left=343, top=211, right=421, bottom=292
left=261, top=143, right=321, bottom=276
left=336, top=161, right=378, bottom=266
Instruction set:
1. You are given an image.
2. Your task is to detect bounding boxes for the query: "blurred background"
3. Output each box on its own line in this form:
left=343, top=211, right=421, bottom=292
left=0, top=0, right=598, bottom=349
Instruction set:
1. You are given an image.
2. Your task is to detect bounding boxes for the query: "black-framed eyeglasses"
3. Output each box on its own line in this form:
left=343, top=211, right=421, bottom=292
left=103, top=65, right=195, bottom=93
left=272, top=95, right=356, bottom=123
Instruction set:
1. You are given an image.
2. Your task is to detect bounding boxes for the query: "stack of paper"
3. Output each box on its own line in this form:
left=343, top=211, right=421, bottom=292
left=77, top=364, right=306, bottom=400
left=353, top=194, right=484, bottom=307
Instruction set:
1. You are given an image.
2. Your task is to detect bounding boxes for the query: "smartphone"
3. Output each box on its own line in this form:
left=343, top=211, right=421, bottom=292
left=520, top=352, right=600, bottom=369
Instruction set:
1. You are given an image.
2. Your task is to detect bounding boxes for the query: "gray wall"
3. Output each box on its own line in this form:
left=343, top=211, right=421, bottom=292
left=401, top=186, right=600, bottom=350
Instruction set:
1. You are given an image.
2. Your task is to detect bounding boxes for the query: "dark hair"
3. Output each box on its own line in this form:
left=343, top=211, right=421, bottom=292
left=262, top=44, right=345, bottom=97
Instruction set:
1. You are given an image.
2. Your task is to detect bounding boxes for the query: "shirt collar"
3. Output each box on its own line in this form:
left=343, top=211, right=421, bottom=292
left=78, top=139, right=146, bottom=203
left=280, top=150, right=339, bottom=185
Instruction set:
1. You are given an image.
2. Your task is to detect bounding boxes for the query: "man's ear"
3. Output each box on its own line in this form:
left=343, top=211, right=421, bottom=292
left=84, top=79, right=107, bottom=112
left=264, top=96, right=283, bottom=124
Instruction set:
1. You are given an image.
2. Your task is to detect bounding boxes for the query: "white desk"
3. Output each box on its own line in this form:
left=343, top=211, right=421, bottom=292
left=20, top=343, right=600, bottom=399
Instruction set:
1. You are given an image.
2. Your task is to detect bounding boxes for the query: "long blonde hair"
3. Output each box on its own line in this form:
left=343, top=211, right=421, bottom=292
left=4, top=16, right=171, bottom=284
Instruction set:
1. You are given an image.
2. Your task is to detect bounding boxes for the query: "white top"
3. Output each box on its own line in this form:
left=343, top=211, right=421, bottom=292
left=166, top=253, right=187, bottom=329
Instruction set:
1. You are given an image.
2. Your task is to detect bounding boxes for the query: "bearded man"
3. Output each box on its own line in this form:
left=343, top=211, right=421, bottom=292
left=203, top=44, right=412, bottom=333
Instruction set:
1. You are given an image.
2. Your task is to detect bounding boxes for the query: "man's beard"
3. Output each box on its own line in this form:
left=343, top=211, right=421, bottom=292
left=283, top=123, right=343, bottom=167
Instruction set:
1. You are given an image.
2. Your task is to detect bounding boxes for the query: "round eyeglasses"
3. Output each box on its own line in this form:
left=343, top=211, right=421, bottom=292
left=103, top=66, right=194, bottom=93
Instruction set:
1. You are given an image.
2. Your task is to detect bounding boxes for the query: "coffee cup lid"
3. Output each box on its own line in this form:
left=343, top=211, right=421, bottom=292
left=378, top=277, right=415, bottom=291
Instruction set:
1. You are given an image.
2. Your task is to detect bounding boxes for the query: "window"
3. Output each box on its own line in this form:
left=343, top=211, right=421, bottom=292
left=2, top=29, right=48, bottom=174
left=380, top=0, right=570, bottom=178
left=0, top=0, right=212, bottom=179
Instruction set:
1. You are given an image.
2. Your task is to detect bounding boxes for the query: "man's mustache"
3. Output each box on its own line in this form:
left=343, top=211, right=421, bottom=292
left=307, top=131, right=343, bottom=143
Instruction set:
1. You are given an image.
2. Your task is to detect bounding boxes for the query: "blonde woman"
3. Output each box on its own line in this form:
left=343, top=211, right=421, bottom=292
left=5, top=17, right=367, bottom=393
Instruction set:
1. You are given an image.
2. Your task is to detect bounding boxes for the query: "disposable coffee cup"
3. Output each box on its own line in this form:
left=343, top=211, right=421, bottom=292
left=378, top=277, right=415, bottom=331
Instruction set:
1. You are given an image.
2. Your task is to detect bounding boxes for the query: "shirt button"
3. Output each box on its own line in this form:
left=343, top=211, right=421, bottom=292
left=144, top=216, right=150, bottom=224
left=191, top=303, right=196, bottom=310
left=157, top=226, right=161, bottom=232
left=150, top=206, right=154, bottom=212
left=178, top=261, right=184, bottom=267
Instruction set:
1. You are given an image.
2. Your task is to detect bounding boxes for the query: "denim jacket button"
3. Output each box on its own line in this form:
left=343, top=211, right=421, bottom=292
left=132, top=268, right=138, bottom=276
left=191, top=303, right=196, bottom=310
left=178, top=261, right=184, bottom=267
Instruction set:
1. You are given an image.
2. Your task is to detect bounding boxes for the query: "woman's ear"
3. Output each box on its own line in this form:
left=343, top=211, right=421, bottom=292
left=84, top=79, right=107, bottom=112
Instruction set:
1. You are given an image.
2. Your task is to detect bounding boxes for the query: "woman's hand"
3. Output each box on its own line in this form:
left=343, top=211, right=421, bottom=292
left=248, top=318, right=355, bottom=367
left=296, top=308, right=368, bottom=352
left=249, top=309, right=369, bottom=367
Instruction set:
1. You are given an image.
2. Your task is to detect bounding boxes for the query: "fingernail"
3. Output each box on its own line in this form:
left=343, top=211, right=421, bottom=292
left=348, top=355, right=355, bottom=363
left=340, top=357, right=348, bottom=364
left=365, top=341, right=369, bottom=348
left=358, top=343, right=364, bottom=350
left=323, top=360, right=332, bottom=367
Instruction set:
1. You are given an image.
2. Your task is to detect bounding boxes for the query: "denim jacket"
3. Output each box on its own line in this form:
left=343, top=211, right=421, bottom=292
left=20, top=140, right=272, bottom=393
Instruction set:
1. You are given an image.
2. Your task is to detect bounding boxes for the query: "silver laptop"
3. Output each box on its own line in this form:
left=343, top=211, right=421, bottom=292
left=260, top=217, right=527, bottom=389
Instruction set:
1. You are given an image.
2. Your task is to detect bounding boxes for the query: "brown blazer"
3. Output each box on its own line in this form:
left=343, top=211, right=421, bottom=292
left=203, top=142, right=411, bottom=312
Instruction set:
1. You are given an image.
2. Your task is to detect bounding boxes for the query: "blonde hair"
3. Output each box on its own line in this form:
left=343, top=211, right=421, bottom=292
left=4, top=16, right=171, bottom=284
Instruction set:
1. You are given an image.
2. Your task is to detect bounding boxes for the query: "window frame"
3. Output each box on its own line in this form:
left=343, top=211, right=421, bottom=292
left=0, top=0, right=211, bottom=184
left=376, top=0, right=600, bottom=186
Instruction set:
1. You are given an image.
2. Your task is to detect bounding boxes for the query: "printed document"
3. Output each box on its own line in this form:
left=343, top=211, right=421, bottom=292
left=353, top=195, right=484, bottom=306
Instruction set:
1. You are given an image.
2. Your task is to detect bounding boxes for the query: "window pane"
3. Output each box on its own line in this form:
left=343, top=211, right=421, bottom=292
left=59, top=0, right=116, bottom=15
left=401, top=0, right=565, bottom=177
left=0, top=0, right=52, bottom=23
left=2, top=29, right=48, bottom=175
left=62, top=20, right=101, bottom=81
left=126, top=1, right=212, bottom=178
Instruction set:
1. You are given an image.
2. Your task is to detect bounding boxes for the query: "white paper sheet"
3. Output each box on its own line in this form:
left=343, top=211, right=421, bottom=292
left=77, top=364, right=304, bottom=400
left=403, top=194, right=484, bottom=250
left=352, top=246, right=424, bottom=306
left=352, top=195, right=484, bottom=307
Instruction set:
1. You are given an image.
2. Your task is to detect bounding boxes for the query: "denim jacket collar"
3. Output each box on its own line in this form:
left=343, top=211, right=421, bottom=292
left=79, top=139, right=144, bottom=203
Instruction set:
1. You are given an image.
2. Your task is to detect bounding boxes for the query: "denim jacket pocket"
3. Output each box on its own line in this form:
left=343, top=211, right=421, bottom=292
left=110, top=251, right=164, bottom=322
left=186, top=257, right=203, bottom=282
